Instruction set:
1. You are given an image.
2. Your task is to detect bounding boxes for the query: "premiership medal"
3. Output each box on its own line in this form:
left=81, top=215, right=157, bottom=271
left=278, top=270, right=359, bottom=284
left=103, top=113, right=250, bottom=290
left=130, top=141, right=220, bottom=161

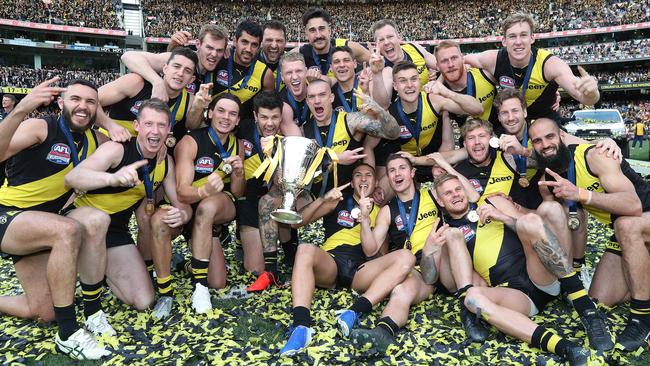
left=489, top=136, right=500, bottom=149
left=467, top=210, right=479, bottom=223
left=350, top=207, right=361, bottom=219
left=518, top=176, right=530, bottom=188
left=145, top=199, right=155, bottom=216
left=74, top=189, right=86, bottom=197
left=165, top=134, right=176, bottom=148
left=221, top=163, right=232, bottom=174
left=568, top=212, right=580, bottom=231
left=405, top=240, right=412, bottom=250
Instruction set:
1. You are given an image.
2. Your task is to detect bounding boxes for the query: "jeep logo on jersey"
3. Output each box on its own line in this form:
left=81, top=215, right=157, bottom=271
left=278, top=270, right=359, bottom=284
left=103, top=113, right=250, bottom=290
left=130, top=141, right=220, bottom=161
left=337, top=210, right=355, bottom=228
left=46, top=143, right=71, bottom=165
left=129, top=100, right=144, bottom=116
left=488, top=176, right=512, bottom=185
left=195, top=156, right=215, bottom=174
left=394, top=215, right=405, bottom=231
left=399, top=125, right=412, bottom=139
left=459, top=224, right=475, bottom=242
left=243, top=139, right=254, bottom=157
left=469, top=179, right=484, bottom=193
left=217, top=70, right=230, bottom=87
left=331, top=139, right=348, bottom=148
left=499, top=76, right=515, bottom=89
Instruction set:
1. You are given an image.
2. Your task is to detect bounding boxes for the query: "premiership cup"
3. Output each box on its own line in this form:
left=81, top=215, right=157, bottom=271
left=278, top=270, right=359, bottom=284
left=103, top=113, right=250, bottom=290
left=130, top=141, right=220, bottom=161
left=271, top=136, right=321, bottom=224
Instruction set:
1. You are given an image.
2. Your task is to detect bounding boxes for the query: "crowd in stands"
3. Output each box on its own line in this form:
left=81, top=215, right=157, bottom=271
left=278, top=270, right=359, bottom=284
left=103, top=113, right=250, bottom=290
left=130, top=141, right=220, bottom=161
left=2, top=0, right=122, bottom=30
left=141, top=0, right=650, bottom=41
left=548, top=39, right=650, bottom=64
left=594, top=69, right=650, bottom=84
left=0, top=66, right=120, bottom=89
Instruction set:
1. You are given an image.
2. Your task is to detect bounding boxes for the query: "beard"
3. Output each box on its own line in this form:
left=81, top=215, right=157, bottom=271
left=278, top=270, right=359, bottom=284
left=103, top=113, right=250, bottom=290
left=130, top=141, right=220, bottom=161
left=535, top=141, right=570, bottom=174
left=62, top=105, right=95, bottom=133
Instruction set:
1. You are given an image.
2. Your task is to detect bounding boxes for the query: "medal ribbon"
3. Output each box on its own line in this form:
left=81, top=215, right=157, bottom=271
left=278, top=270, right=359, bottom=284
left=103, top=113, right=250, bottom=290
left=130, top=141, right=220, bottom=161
left=207, top=126, right=233, bottom=171
left=312, top=113, right=339, bottom=196
left=287, top=91, right=309, bottom=126
left=252, top=125, right=266, bottom=161
left=466, top=72, right=475, bottom=97
left=168, top=93, right=183, bottom=130
left=58, top=114, right=88, bottom=166
left=513, top=123, right=528, bottom=180
left=396, top=95, right=423, bottom=155
left=227, top=46, right=255, bottom=92
left=311, top=44, right=333, bottom=75
left=135, top=143, right=156, bottom=202
left=566, top=147, right=579, bottom=217
left=397, top=190, right=420, bottom=250
left=335, top=77, right=359, bottom=112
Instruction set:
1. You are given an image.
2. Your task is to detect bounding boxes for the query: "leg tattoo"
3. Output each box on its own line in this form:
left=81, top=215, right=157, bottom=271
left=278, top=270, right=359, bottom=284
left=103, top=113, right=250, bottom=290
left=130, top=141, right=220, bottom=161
left=532, top=225, right=572, bottom=278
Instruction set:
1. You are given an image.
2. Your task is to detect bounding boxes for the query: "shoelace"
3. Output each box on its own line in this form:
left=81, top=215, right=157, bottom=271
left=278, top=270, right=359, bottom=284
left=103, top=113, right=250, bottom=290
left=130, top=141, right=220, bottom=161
left=583, top=311, right=608, bottom=339
left=75, top=330, right=101, bottom=349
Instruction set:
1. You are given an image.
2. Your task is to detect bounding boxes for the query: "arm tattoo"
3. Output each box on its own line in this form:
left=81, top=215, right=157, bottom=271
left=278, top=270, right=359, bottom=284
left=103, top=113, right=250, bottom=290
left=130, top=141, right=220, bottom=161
left=531, top=225, right=572, bottom=277
left=420, top=251, right=438, bottom=285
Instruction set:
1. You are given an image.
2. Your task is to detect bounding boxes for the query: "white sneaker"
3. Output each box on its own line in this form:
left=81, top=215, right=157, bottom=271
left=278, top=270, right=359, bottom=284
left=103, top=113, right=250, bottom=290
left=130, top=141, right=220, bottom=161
left=152, top=296, right=173, bottom=320
left=84, top=310, right=116, bottom=337
left=55, top=328, right=111, bottom=360
left=191, top=283, right=212, bottom=314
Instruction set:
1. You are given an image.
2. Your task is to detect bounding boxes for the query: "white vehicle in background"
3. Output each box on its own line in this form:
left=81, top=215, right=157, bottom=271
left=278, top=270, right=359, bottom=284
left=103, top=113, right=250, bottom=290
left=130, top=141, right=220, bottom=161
left=564, top=109, right=629, bottom=158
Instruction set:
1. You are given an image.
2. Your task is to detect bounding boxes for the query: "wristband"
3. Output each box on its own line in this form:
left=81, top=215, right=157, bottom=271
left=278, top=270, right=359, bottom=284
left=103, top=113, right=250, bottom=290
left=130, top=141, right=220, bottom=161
left=578, top=188, right=591, bottom=205
left=586, top=190, right=593, bottom=205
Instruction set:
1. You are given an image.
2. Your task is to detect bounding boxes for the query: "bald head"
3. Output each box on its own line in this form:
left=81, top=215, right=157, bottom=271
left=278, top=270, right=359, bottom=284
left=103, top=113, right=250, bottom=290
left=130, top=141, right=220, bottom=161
left=529, top=117, right=560, bottom=141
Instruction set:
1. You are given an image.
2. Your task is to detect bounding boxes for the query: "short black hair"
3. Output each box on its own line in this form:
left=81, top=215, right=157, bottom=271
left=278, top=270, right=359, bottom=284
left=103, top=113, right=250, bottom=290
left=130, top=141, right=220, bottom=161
left=65, top=79, right=98, bottom=92
left=332, top=45, right=354, bottom=58
left=138, top=98, right=171, bottom=125
left=385, top=153, right=413, bottom=169
left=263, top=20, right=286, bottom=38
left=2, top=94, right=17, bottom=104
left=208, top=93, right=242, bottom=113
left=235, top=19, right=263, bottom=40
left=392, top=60, right=418, bottom=77
left=302, top=7, right=332, bottom=26
left=254, top=91, right=283, bottom=113
left=167, top=46, right=199, bottom=68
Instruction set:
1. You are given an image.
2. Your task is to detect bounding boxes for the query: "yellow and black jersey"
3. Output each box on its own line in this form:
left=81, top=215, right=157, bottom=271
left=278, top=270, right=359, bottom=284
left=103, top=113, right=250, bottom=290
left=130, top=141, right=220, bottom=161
left=280, top=87, right=310, bottom=127
left=238, top=120, right=276, bottom=199
left=0, top=115, right=99, bottom=213
left=332, top=79, right=363, bottom=114
left=299, top=38, right=348, bottom=78
left=187, top=127, right=239, bottom=194
left=447, top=68, right=498, bottom=129
left=74, top=139, right=168, bottom=224
left=303, top=111, right=362, bottom=194
left=106, top=80, right=190, bottom=139
left=211, top=57, right=268, bottom=119
left=454, top=149, right=527, bottom=206
left=322, top=193, right=380, bottom=252
left=565, top=144, right=611, bottom=225
left=387, top=187, right=442, bottom=256
left=386, top=43, right=429, bottom=101
left=257, top=52, right=284, bottom=92
left=389, top=92, right=442, bottom=156
left=443, top=212, right=526, bottom=287
left=494, top=47, right=558, bottom=120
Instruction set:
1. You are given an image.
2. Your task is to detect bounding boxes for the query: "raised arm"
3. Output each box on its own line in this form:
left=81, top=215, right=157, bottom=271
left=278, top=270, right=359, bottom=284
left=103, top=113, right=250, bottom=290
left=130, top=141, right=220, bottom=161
left=347, top=91, right=400, bottom=140
left=120, top=51, right=172, bottom=101
left=359, top=199, right=389, bottom=257
left=348, top=40, right=371, bottom=64
left=294, top=182, right=351, bottom=227
left=462, top=50, right=498, bottom=76
left=545, top=60, right=600, bottom=106
left=280, top=102, right=304, bottom=137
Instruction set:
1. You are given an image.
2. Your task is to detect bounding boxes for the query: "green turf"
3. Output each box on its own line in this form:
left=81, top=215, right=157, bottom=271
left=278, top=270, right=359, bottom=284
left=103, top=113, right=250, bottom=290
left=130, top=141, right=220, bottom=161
left=629, top=141, right=650, bottom=161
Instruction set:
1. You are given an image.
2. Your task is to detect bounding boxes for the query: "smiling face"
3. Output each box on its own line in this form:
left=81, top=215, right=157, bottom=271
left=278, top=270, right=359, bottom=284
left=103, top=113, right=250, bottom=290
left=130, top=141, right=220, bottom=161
left=331, top=50, right=356, bottom=83
left=529, top=118, right=565, bottom=167
left=255, top=106, right=282, bottom=137
left=281, top=59, right=307, bottom=98
left=261, top=28, right=286, bottom=64
left=162, top=54, right=196, bottom=92
left=234, top=31, right=261, bottom=66
left=196, top=33, right=226, bottom=72
left=497, top=97, right=527, bottom=136
left=59, top=83, right=99, bottom=133
left=374, top=24, right=402, bottom=64
left=502, top=21, right=534, bottom=65
left=436, top=46, right=465, bottom=84
left=386, top=157, right=415, bottom=194
left=352, top=164, right=376, bottom=198
left=464, top=126, right=492, bottom=164
left=306, top=81, right=334, bottom=123
left=305, top=17, right=331, bottom=53
left=393, top=68, right=420, bottom=104
left=209, top=98, right=240, bottom=135
left=134, top=107, right=170, bottom=157
left=436, top=178, right=469, bottom=216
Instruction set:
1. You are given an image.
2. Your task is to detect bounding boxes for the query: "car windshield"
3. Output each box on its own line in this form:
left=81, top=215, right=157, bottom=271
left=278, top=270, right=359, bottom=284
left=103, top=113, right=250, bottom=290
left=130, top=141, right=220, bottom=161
left=573, top=110, right=620, bottom=123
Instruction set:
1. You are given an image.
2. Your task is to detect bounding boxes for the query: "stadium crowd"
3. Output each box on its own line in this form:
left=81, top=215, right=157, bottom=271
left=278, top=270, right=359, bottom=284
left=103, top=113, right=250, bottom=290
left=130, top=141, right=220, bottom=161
left=548, top=39, right=650, bottom=64
left=0, top=66, right=120, bottom=89
left=141, top=0, right=650, bottom=41
left=1, top=0, right=122, bottom=30
left=593, top=69, right=650, bottom=84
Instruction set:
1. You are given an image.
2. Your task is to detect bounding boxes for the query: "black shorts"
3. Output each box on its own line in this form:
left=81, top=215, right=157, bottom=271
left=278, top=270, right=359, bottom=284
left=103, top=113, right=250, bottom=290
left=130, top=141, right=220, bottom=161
left=0, top=209, right=26, bottom=263
left=328, top=245, right=366, bottom=289
left=106, top=222, right=135, bottom=248
left=236, top=197, right=259, bottom=229
left=503, top=274, right=556, bottom=312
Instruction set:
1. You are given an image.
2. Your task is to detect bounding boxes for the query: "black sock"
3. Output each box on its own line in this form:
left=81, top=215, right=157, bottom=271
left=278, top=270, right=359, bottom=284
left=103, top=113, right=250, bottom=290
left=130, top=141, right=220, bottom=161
left=144, top=259, right=155, bottom=280
left=264, top=251, right=278, bottom=275
left=456, top=284, right=473, bottom=307
left=80, top=280, right=104, bottom=318
left=281, top=230, right=299, bottom=266
left=157, top=274, right=174, bottom=297
left=54, top=304, right=79, bottom=341
left=573, top=257, right=585, bottom=273
left=376, top=316, right=399, bottom=337
left=531, top=325, right=572, bottom=357
left=348, top=296, right=373, bottom=315
left=191, top=257, right=209, bottom=287
left=559, top=271, right=595, bottom=314
left=630, top=298, right=650, bottom=325
left=292, top=306, right=312, bottom=327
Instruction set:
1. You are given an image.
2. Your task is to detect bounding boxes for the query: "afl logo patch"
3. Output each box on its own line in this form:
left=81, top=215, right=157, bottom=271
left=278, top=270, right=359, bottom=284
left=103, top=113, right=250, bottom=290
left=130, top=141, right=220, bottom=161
left=186, top=83, right=197, bottom=94
left=217, top=70, right=229, bottom=87
left=459, top=224, right=475, bottom=242
left=47, top=143, right=71, bottom=165
left=337, top=210, right=355, bottom=228
left=399, top=125, right=412, bottom=139
left=394, top=215, right=405, bottom=231
left=242, top=139, right=254, bottom=157
left=499, top=76, right=515, bottom=89
left=308, top=66, right=321, bottom=73
left=469, top=179, right=484, bottom=193
left=129, top=100, right=144, bottom=116
left=195, top=156, right=215, bottom=174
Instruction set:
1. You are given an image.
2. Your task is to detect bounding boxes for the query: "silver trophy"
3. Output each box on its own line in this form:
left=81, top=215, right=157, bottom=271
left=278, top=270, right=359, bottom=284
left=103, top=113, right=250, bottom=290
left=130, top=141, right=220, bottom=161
left=271, top=136, right=321, bottom=224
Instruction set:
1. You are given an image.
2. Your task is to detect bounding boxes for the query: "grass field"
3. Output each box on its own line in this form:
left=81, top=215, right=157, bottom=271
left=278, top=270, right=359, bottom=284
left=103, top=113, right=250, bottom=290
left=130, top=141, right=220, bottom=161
left=2, top=218, right=650, bottom=366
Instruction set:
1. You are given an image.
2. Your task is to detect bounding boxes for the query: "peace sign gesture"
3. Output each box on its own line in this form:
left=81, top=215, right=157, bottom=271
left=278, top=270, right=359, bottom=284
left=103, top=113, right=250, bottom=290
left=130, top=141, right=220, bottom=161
left=537, top=168, right=580, bottom=202
left=357, top=62, right=373, bottom=94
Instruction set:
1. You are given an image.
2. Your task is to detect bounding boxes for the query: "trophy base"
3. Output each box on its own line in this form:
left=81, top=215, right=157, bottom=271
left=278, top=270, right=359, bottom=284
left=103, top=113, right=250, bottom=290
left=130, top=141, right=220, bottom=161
left=271, top=209, right=303, bottom=225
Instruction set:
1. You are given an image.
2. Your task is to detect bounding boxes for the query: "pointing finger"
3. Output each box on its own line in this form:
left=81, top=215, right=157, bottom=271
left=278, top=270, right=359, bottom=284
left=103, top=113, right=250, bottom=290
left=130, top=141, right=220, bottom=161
left=130, top=159, right=149, bottom=170
left=577, top=66, right=589, bottom=78
left=544, top=168, right=562, bottom=180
